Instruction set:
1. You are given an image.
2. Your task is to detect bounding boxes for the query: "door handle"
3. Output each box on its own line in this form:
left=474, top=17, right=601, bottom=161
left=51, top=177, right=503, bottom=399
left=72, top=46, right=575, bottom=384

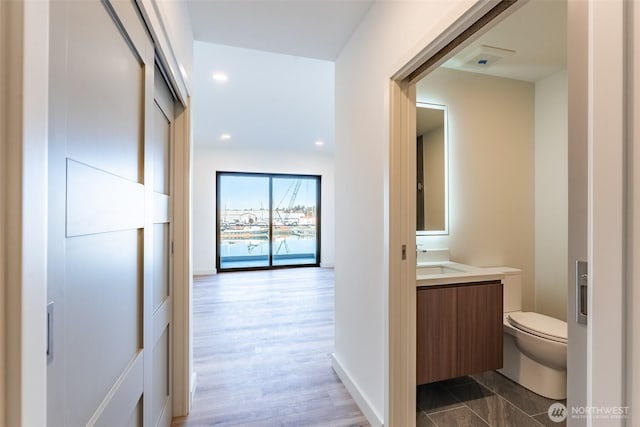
left=576, top=261, right=588, bottom=324
left=47, top=302, right=54, bottom=363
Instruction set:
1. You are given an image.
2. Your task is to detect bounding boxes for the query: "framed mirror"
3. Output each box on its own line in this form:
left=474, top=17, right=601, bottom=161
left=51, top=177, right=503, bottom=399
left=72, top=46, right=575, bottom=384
left=416, top=102, right=448, bottom=235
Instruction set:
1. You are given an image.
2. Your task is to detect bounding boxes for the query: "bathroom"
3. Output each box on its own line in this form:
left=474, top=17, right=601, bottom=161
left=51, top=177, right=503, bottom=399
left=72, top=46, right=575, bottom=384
left=415, top=0, right=568, bottom=424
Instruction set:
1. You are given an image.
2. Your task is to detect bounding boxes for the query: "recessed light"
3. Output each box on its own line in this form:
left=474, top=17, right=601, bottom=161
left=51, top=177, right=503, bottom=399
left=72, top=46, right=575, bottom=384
left=315, top=140, right=324, bottom=147
left=212, top=73, right=228, bottom=82
left=220, top=133, right=231, bottom=141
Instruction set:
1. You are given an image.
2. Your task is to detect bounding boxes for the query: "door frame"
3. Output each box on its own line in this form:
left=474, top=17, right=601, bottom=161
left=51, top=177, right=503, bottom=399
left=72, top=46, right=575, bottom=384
left=387, top=1, right=629, bottom=426
left=3, top=0, right=49, bottom=425
left=584, top=0, right=626, bottom=422
left=3, top=0, right=194, bottom=423
left=215, top=171, right=322, bottom=272
left=628, top=0, right=640, bottom=419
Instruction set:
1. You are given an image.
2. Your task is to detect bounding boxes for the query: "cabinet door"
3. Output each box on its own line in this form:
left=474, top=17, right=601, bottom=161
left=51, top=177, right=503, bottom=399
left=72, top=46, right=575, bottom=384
left=457, top=282, right=503, bottom=376
left=416, top=287, right=458, bottom=384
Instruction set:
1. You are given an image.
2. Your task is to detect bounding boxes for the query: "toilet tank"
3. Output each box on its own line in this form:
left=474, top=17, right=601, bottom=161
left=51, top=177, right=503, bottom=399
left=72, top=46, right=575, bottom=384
left=497, top=267, right=522, bottom=313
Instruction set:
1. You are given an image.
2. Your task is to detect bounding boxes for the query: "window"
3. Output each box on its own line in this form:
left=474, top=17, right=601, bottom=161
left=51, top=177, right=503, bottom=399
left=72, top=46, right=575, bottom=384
left=216, top=172, right=321, bottom=271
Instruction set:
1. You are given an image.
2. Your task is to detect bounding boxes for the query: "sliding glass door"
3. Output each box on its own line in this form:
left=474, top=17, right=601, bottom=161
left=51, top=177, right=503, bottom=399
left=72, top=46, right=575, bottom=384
left=216, top=172, right=321, bottom=271
left=272, top=176, right=319, bottom=266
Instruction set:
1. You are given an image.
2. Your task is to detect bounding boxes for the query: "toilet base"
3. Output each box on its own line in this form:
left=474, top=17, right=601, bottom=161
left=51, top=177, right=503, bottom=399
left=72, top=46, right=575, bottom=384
left=499, top=333, right=566, bottom=400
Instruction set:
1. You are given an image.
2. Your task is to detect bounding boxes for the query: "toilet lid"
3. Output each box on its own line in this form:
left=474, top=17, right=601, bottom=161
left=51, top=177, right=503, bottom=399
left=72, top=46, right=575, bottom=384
left=507, top=312, right=567, bottom=343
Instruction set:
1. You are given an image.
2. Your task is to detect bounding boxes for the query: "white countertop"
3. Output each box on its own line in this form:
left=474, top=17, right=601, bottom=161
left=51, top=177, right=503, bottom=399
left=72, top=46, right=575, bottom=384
left=416, top=261, right=505, bottom=287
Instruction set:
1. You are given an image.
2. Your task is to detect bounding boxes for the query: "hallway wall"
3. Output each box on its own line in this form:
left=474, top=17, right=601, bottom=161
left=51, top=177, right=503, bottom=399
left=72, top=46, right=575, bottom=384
left=334, top=1, right=489, bottom=424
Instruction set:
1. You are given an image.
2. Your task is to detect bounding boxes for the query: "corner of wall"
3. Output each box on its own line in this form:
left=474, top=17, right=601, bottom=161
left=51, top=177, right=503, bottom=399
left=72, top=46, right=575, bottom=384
left=331, top=354, right=384, bottom=427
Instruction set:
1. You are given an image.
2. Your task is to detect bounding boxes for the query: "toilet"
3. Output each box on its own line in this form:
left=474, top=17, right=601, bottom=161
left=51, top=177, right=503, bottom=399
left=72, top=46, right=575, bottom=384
left=498, top=268, right=567, bottom=400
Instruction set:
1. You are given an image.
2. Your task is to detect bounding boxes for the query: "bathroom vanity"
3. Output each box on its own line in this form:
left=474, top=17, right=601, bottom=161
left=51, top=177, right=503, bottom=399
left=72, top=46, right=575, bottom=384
left=416, top=260, right=504, bottom=385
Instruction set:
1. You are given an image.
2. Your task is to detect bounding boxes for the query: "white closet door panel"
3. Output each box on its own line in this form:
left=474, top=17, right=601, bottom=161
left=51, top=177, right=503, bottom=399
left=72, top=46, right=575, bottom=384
left=153, top=67, right=175, bottom=121
left=65, top=1, right=143, bottom=183
left=148, top=65, right=174, bottom=427
left=151, top=328, right=170, bottom=426
left=66, top=159, right=144, bottom=237
left=48, top=0, right=163, bottom=426
left=153, top=102, right=171, bottom=194
left=64, top=230, right=142, bottom=426
left=152, top=223, right=170, bottom=311
left=154, top=193, right=170, bottom=223
left=91, top=352, right=144, bottom=427
left=153, top=300, right=170, bottom=343
left=126, top=399, right=143, bottom=427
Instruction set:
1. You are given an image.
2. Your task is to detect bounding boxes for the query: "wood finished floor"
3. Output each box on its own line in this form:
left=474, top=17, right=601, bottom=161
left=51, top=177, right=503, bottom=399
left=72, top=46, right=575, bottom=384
left=171, top=268, right=370, bottom=427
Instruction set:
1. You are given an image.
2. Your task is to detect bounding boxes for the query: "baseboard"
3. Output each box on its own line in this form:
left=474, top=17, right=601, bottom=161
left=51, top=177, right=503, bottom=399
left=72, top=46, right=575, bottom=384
left=331, top=353, right=384, bottom=427
left=320, top=262, right=334, bottom=269
left=193, top=269, right=217, bottom=276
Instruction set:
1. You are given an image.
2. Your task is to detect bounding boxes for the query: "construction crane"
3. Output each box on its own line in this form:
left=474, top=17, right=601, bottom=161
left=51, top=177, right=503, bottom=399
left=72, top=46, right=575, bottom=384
left=274, top=180, right=303, bottom=256
left=275, top=180, right=302, bottom=226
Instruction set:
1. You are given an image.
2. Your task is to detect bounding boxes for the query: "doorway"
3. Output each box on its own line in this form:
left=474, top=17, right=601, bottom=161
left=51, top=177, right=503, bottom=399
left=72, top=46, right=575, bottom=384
left=388, top=0, right=629, bottom=426
left=216, top=172, right=321, bottom=271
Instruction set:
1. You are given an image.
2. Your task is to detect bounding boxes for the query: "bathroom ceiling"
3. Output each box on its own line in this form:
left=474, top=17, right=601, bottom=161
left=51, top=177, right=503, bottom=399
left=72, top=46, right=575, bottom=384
left=186, top=0, right=374, bottom=61
left=443, top=0, right=567, bottom=83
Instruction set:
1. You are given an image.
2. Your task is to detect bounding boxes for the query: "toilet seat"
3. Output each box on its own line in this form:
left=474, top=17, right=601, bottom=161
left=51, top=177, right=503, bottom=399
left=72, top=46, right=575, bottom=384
left=507, top=312, right=567, bottom=344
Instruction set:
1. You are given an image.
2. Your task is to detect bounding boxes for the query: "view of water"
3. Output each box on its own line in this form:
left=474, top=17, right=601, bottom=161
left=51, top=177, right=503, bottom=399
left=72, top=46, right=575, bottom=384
left=220, top=237, right=315, bottom=257
left=217, top=173, right=320, bottom=270
left=219, top=237, right=317, bottom=269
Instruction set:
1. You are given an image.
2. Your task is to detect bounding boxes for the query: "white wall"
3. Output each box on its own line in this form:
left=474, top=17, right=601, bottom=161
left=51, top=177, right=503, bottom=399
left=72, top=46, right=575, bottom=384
left=334, top=2, right=484, bottom=424
left=534, top=70, right=568, bottom=321
left=193, top=145, right=335, bottom=274
left=416, top=67, right=535, bottom=310
left=155, top=0, right=194, bottom=88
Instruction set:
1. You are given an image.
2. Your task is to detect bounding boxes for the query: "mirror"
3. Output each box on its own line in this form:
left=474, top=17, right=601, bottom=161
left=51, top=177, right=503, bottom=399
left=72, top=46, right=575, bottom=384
left=416, top=103, right=448, bottom=235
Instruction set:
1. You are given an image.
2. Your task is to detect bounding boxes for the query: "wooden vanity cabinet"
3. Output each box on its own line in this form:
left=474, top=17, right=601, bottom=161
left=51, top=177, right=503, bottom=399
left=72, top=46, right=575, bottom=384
left=416, top=281, right=503, bottom=385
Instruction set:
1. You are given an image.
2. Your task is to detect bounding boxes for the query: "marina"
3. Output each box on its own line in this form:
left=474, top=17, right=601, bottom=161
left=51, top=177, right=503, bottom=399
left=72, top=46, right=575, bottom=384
left=217, top=174, right=320, bottom=270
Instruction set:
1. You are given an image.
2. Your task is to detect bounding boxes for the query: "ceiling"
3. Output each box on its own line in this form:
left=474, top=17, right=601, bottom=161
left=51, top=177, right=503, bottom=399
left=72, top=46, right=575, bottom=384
left=442, top=0, right=567, bottom=83
left=186, top=0, right=374, bottom=61
left=189, top=0, right=566, bottom=154
left=188, top=0, right=373, bottom=153
left=192, top=42, right=335, bottom=151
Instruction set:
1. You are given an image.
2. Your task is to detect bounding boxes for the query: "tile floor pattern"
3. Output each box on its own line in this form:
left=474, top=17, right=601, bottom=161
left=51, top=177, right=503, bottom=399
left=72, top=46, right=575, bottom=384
left=417, top=371, right=567, bottom=427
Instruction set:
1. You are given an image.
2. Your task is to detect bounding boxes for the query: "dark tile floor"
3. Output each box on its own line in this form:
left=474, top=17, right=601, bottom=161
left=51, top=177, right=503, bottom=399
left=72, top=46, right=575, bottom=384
left=417, top=371, right=567, bottom=427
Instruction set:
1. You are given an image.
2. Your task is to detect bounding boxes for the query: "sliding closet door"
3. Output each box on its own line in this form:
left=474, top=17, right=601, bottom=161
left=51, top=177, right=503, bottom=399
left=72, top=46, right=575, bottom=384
left=149, top=65, right=175, bottom=427
left=47, top=1, right=173, bottom=425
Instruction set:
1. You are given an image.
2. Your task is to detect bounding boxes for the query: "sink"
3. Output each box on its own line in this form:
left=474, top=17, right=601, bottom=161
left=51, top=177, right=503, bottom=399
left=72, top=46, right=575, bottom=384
left=417, top=265, right=467, bottom=275
left=416, top=261, right=505, bottom=287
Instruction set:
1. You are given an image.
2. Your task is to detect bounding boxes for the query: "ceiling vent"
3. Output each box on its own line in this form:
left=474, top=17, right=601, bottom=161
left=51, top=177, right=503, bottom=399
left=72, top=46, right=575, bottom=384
left=463, top=45, right=516, bottom=70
